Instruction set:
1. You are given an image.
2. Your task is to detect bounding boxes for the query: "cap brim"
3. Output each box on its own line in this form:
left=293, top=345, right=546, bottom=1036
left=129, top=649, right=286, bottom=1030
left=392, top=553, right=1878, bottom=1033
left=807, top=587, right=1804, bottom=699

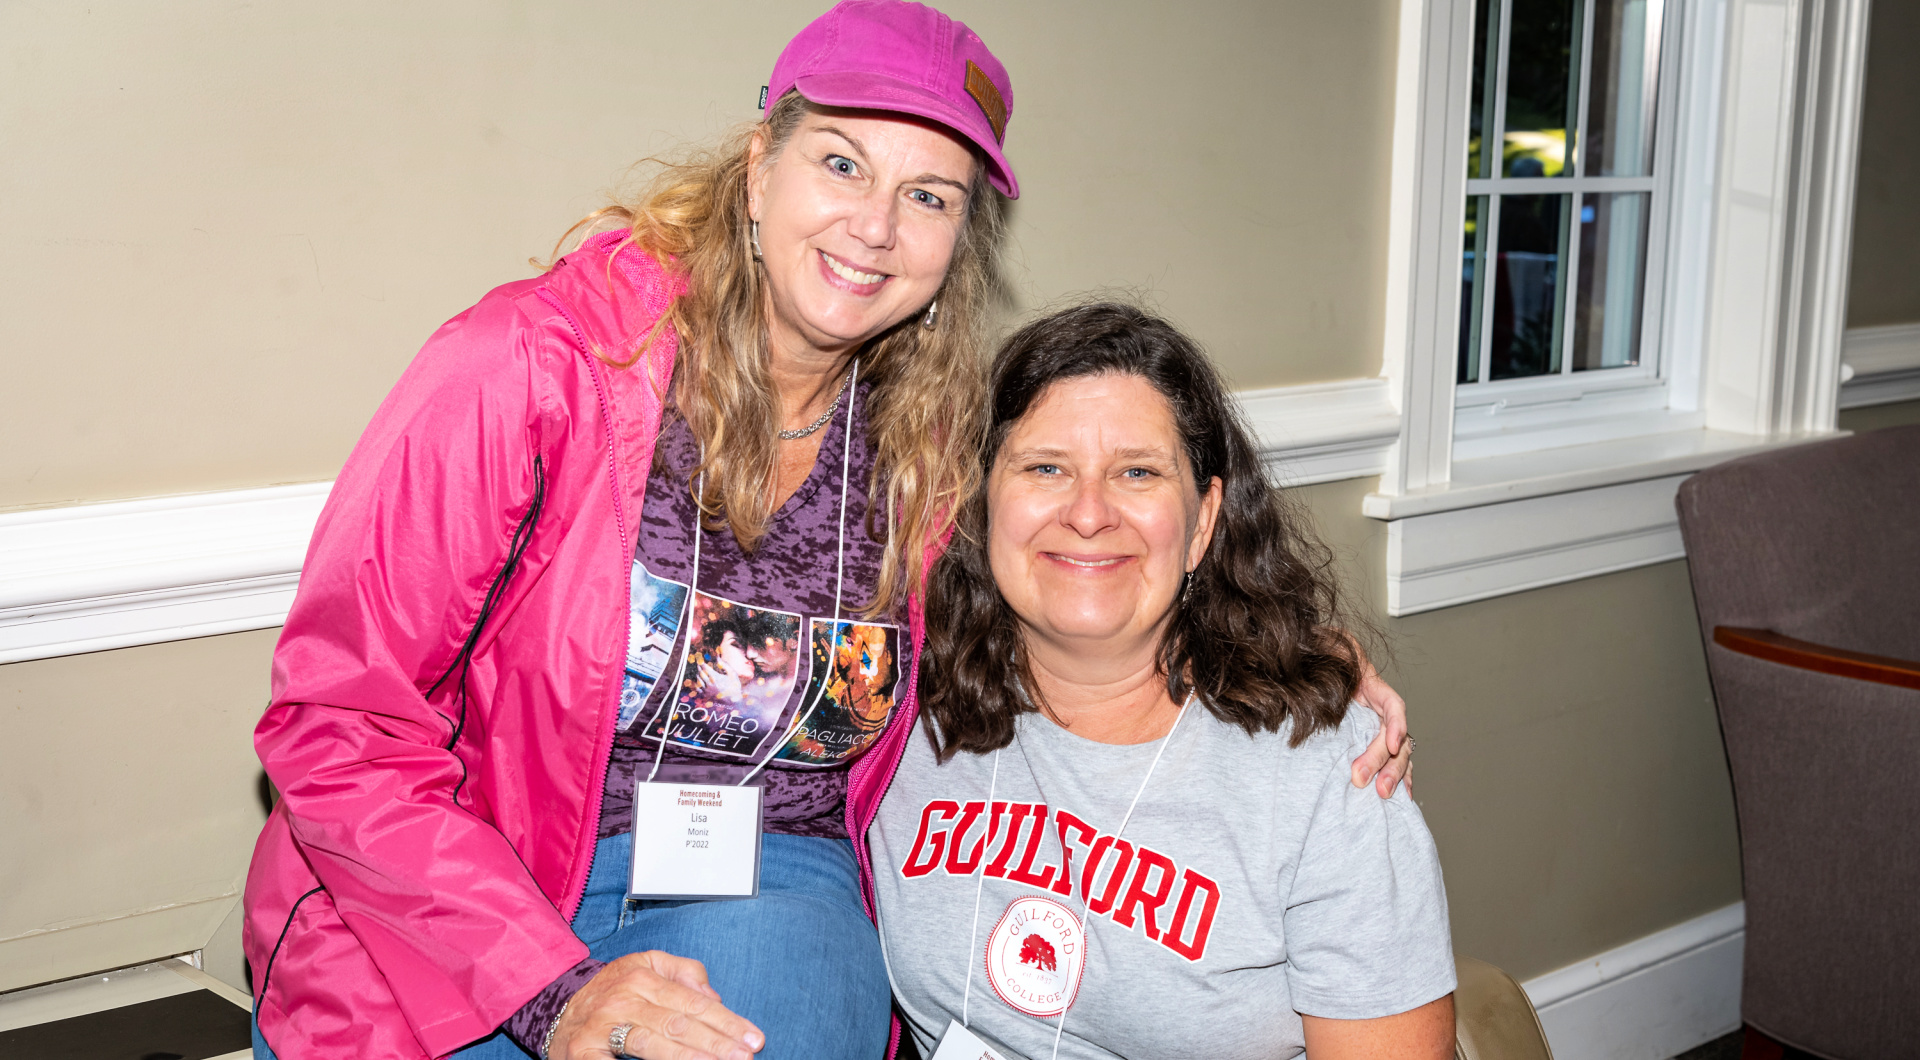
left=792, top=71, right=1019, bottom=199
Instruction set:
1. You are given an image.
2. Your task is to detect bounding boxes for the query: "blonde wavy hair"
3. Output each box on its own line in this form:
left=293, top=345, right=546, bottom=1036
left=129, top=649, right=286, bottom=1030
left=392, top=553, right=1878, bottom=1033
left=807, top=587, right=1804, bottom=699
left=556, top=92, right=1004, bottom=615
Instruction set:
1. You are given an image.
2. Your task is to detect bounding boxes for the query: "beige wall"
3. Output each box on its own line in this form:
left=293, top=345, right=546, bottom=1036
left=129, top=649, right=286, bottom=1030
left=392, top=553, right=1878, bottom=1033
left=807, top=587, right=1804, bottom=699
left=1847, top=0, right=1920, bottom=327
left=0, top=0, right=1393, bottom=513
left=1301, top=479, right=1744, bottom=979
left=0, top=631, right=274, bottom=992
left=1839, top=398, right=1920, bottom=433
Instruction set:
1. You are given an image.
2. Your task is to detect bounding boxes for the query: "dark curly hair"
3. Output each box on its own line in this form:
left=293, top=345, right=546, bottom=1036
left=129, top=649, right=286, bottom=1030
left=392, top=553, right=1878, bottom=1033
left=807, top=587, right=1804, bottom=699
left=919, top=302, right=1364, bottom=759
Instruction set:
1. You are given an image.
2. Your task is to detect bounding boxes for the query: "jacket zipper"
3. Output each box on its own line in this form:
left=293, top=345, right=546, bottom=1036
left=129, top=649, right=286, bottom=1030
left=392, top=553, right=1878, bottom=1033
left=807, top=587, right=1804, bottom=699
left=539, top=284, right=631, bottom=922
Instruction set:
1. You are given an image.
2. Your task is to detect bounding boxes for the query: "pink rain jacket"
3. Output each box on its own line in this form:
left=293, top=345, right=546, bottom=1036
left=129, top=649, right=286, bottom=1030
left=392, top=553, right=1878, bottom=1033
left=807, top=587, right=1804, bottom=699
left=244, top=235, right=925, bottom=1059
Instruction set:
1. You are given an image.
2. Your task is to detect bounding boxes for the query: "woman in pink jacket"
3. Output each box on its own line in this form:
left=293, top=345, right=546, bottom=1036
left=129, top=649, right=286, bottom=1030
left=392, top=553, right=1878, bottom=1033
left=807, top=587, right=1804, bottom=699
left=243, top=4, right=1413, bottom=1060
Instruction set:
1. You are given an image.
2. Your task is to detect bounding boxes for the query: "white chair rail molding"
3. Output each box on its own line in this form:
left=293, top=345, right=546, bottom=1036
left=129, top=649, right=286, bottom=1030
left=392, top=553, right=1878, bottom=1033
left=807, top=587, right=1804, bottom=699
left=1839, top=321, right=1920, bottom=409
left=0, top=483, right=330, bottom=664
left=2, top=331, right=1902, bottom=657
left=0, top=385, right=1398, bottom=664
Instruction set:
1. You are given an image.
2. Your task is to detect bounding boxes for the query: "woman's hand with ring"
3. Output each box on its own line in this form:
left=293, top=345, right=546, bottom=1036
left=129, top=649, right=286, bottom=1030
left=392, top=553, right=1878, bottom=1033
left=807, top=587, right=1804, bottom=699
left=548, top=951, right=764, bottom=1060
left=1350, top=659, right=1414, bottom=797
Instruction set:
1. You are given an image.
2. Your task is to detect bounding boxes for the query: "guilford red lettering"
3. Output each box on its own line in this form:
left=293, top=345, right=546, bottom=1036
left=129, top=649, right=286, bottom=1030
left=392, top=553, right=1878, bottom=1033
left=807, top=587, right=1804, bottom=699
left=897, top=798, right=1221, bottom=962
left=1111, top=848, right=1177, bottom=939
left=942, top=800, right=1007, bottom=875
left=901, top=800, right=958, bottom=878
left=1161, top=868, right=1222, bottom=960
left=1050, top=810, right=1097, bottom=898
left=983, top=803, right=1034, bottom=878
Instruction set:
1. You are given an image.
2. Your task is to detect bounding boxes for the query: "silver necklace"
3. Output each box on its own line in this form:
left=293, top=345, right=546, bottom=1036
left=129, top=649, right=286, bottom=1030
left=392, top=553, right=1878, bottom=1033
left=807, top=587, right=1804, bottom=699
left=778, top=365, right=855, bottom=440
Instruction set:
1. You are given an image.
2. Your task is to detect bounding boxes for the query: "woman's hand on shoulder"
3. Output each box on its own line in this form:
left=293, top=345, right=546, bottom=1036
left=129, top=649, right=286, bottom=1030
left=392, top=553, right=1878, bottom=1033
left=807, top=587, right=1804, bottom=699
left=1301, top=994, right=1454, bottom=1060
left=1350, top=656, right=1413, bottom=798
left=549, top=951, right=763, bottom=1060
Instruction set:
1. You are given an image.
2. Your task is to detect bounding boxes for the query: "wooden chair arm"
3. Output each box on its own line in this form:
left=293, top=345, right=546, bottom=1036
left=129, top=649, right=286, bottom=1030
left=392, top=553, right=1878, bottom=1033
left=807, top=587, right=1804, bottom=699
left=1713, top=627, right=1920, bottom=691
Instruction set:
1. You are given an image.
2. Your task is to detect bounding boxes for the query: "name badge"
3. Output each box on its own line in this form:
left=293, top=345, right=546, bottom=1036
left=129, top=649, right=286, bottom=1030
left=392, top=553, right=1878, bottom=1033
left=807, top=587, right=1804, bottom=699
left=930, top=1019, right=1018, bottom=1060
left=629, top=774, right=764, bottom=900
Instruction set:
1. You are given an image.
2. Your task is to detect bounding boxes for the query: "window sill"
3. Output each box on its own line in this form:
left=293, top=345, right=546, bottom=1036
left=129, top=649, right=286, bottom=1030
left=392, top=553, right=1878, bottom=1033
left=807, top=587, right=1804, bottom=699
left=1452, top=385, right=1696, bottom=462
left=1363, top=428, right=1835, bottom=616
left=1363, top=427, right=1804, bottom=520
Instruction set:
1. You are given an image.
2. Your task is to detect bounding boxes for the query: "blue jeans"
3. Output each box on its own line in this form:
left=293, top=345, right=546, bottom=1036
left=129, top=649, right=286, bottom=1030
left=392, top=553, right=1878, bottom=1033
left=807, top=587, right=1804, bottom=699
left=254, top=832, right=890, bottom=1059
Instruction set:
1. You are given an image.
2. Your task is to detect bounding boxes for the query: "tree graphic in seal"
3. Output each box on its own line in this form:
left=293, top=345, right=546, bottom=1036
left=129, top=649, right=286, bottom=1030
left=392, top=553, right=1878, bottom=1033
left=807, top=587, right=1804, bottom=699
left=1018, top=933, right=1058, bottom=972
left=987, top=895, right=1084, bottom=1017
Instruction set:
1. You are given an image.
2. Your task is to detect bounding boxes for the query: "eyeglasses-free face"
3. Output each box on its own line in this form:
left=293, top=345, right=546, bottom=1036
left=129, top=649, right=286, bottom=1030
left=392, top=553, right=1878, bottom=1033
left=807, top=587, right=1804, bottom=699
left=749, top=108, right=977, bottom=364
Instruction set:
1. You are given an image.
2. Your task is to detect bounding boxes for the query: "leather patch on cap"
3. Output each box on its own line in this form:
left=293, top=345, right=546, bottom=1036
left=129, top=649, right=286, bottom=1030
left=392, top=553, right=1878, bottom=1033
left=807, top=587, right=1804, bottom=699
left=965, top=60, right=1007, bottom=144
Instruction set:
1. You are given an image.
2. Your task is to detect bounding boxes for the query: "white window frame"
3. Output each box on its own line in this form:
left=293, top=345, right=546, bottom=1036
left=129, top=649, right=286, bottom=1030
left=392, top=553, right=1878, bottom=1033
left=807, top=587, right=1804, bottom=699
left=1451, top=0, right=1690, bottom=463
left=1367, top=0, right=1871, bottom=616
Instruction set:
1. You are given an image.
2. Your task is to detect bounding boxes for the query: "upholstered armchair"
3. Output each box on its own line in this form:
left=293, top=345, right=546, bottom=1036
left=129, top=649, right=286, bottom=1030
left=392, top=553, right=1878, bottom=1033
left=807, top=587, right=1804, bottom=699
left=1676, top=424, right=1920, bottom=1060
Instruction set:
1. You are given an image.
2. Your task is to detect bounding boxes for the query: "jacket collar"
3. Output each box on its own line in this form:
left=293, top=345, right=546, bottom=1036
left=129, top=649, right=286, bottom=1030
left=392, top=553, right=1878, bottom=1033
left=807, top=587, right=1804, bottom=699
left=540, top=230, right=688, bottom=376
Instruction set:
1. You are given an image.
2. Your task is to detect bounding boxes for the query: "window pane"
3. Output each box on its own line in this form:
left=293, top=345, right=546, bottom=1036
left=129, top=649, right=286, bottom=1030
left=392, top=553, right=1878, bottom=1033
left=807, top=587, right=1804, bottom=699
left=1469, top=0, right=1501, bottom=178
left=1460, top=196, right=1490, bottom=383
left=1572, top=193, right=1650, bottom=370
left=1490, top=194, right=1570, bottom=380
left=1502, top=0, right=1583, bottom=177
left=1584, top=0, right=1663, bottom=176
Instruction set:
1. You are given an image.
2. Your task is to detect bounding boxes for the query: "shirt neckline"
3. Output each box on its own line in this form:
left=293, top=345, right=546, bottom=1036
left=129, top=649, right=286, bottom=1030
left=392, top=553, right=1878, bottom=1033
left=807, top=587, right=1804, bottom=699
left=770, top=378, right=866, bottom=524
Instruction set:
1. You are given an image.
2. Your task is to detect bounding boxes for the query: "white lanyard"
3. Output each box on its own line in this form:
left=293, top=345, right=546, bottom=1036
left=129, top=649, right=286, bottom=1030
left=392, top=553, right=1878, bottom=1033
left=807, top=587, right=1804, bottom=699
left=626, top=359, right=858, bottom=900
left=949, top=692, right=1194, bottom=1060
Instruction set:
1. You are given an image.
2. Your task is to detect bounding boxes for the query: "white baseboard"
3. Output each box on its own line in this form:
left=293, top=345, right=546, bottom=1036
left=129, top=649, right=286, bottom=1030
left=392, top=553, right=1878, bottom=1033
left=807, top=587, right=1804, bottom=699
left=0, top=957, right=248, bottom=1052
left=1840, top=322, right=1920, bottom=409
left=1523, top=902, right=1745, bottom=1060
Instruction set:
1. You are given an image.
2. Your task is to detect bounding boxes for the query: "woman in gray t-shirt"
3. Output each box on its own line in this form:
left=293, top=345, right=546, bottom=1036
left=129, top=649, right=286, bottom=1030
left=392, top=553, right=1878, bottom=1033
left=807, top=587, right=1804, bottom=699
left=870, top=303, right=1457, bottom=1060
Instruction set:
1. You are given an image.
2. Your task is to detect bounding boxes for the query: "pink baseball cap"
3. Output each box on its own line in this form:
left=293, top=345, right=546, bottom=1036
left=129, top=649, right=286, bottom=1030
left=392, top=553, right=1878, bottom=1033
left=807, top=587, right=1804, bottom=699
left=764, top=1, right=1020, bottom=199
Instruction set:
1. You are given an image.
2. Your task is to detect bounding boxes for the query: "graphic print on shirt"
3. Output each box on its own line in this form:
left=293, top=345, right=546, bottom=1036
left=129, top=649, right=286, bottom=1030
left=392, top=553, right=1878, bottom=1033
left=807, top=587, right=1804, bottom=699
left=985, top=895, right=1086, bottom=1018
left=639, top=591, right=805, bottom=759
left=899, top=800, right=1223, bottom=964
left=774, top=619, right=901, bottom=766
left=618, top=560, right=691, bottom=731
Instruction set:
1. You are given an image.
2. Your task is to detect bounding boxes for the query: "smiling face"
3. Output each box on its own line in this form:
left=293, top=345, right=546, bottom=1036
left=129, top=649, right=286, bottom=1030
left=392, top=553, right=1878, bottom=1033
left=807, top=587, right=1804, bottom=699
left=748, top=108, right=977, bottom=360
left=986, top=374, right=1223, bottom=664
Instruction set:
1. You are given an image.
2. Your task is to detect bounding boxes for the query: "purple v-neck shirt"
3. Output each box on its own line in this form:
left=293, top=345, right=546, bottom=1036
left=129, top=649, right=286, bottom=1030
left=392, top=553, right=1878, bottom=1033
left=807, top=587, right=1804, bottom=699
left=598, top=379, right=901, bottom=840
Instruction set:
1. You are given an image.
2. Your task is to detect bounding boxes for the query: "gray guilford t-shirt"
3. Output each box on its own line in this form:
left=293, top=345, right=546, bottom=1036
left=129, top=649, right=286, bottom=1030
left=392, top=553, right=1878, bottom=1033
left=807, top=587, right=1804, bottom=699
left=869, top=704, right=1455, bottom=1060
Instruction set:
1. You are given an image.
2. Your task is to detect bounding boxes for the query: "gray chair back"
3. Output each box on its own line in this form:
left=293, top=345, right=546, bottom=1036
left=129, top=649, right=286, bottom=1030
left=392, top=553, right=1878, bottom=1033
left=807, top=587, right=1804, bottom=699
left=1676, top=424, right=1920, bottom=1059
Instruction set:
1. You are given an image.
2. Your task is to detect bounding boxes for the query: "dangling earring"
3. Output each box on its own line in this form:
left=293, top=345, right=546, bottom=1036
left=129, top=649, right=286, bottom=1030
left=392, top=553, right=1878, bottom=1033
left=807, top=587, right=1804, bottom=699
left=921, top=299, right=939, bottom=330
left=1181, top=570, right=1194, bottom=604
left=749, top=220, right=764, bottom=261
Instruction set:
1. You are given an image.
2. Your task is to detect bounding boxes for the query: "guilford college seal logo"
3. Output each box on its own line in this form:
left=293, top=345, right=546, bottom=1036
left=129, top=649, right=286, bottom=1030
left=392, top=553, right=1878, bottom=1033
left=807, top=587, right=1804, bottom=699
left=984, top=895, right=1086, bottom=1017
